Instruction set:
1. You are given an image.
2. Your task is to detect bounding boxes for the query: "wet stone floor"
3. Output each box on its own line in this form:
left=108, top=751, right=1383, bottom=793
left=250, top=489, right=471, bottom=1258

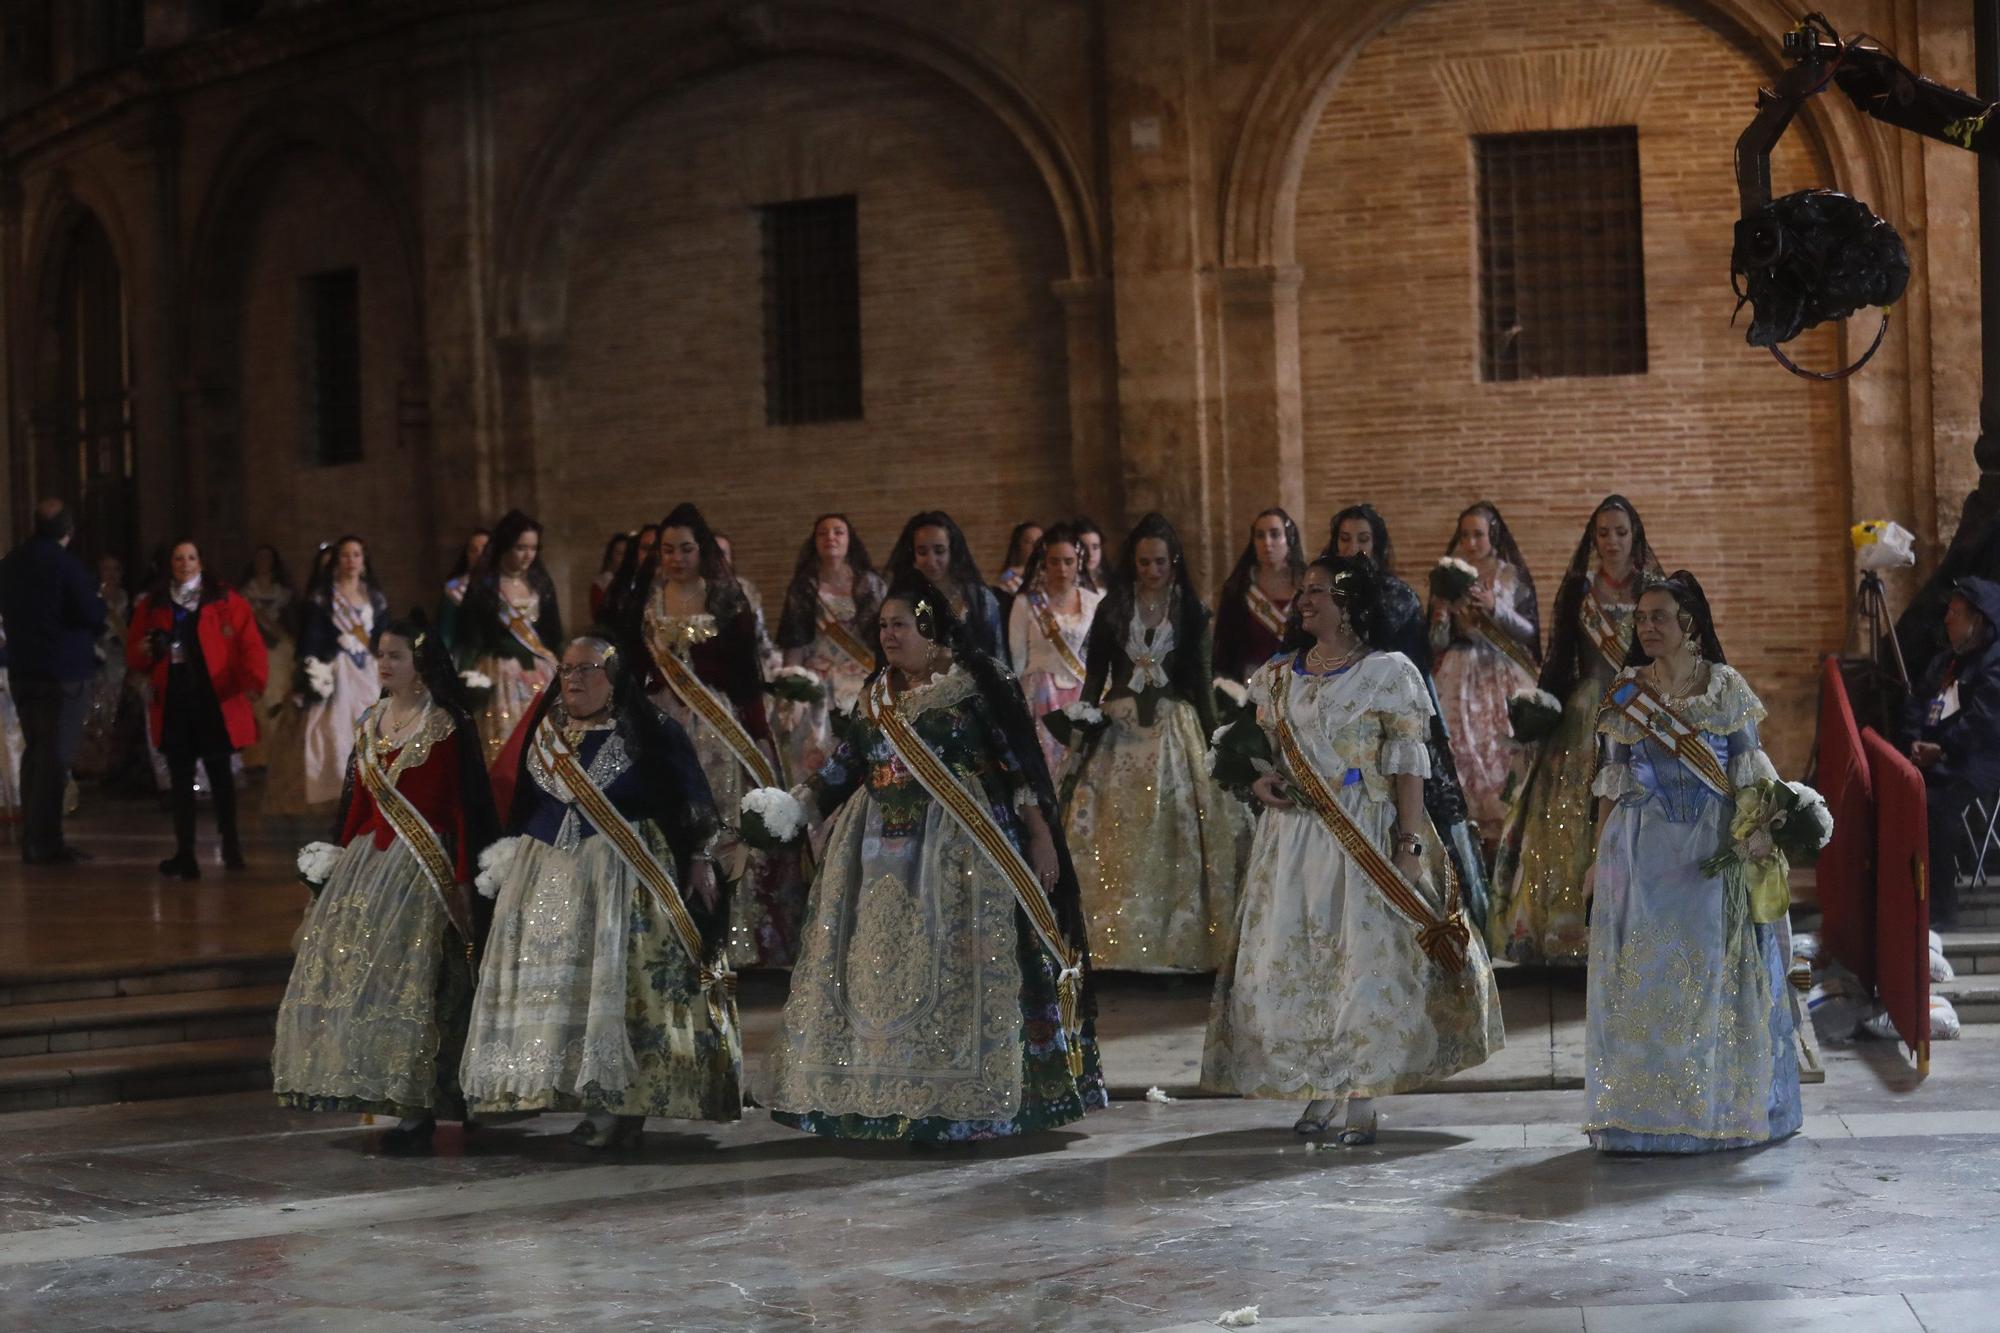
left=2, top=1022, right=1996, bottom=1332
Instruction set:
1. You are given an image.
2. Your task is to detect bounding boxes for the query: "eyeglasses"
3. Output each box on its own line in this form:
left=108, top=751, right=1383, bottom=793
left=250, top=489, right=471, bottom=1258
left=558, top=664, right=608, bottom=682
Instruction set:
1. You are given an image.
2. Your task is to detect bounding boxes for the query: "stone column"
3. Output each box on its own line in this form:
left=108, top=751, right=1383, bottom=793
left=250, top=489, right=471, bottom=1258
left=413, top=41, right=510, bottom=557
left=1101, top=0, right=1225, bottom=586
left=1054, top=276, right=1119, bottom=530
left=1217, top=263, right=1305, bottom=559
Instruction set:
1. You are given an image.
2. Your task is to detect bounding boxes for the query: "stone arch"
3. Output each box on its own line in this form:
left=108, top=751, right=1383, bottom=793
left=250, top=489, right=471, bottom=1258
left=496, top=4, right=1100, bottom=346
left=180, top=98, right=430, bottom=582
left=1220, top=0, right=1886, bottom=271
left=21, top=189, right=138, bottom=559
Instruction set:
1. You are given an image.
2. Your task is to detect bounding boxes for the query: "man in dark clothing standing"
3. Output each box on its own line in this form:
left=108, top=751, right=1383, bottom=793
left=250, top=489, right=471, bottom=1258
left=0, top=500, right=107, bottom=864
left=1901, top=575, right=2000, bottom=930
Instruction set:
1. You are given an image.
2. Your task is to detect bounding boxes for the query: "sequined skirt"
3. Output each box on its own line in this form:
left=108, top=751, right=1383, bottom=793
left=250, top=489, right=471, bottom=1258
left=1062, top=696, right=1249, bottom=972
left=272, top=838, right=473, bottom=1118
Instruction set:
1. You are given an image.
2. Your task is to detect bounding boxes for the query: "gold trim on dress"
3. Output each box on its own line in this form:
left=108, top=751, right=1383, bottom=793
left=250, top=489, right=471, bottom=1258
left=353, top=705, right=472, bottom=946
left=862, top=672, right=1086, bottom=1077
left=644, top=599, right=778, bottom=790
left=1272, top=667, right=1470, bottom=973
left=532, top=717, right=739, bottom=1044
left=1601, top=676, right=1734, bottom=799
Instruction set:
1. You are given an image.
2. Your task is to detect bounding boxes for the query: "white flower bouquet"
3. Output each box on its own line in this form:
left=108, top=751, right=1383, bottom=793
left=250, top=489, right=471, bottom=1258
left=765, top=664, right=825, bottom=705
left=738, top=786, right=808, bottom=851
left=476, top=836, right=525, bottom=900
left=1506, top=687, right=1564, bottom=743
left=302, top=657, right=335, bottom=701
left=296, top=841, right=342, bottom=891
left=1042, top=699, right=1108, bottom=749
left=1428, top=556, right=1480, bottom=603
left=460, top=669, right=493, bottom=691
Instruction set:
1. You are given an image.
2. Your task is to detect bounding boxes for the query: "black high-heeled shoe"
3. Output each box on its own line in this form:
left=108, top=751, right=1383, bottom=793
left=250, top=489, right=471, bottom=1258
left=157, top=853, right=200, bottom=881
left=381, top=1116, right=437, bottom=1153
left=222, top=844, right=247, bottom=871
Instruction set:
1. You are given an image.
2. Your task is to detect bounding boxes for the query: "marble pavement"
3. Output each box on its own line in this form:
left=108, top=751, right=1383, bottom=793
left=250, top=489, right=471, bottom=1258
left=2, top=1000, right=1993, bottom=1331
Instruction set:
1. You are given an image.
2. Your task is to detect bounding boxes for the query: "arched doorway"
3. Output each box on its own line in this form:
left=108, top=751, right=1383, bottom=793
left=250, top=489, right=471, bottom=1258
left=30, top=210, right=136, bottom=569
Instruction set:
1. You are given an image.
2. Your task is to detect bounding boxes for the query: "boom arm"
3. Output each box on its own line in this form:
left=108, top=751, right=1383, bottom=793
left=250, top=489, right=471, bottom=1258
left=1738, top=15, right=2000, bottom=215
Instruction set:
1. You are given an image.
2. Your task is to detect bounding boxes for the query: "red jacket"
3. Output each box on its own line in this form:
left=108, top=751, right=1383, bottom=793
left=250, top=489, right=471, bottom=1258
left=126, top=586, right=271, bottom=750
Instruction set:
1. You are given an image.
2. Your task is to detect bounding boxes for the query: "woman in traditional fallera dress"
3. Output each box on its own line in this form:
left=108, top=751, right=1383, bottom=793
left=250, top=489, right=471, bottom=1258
left=298, top=537, right=389, bottom=809
left=1073, top=516, right=1107, bottom=593
left=1489, top=496, right=1656, bottom=965
left=74, top=554, right=132, bottom=777
left=273, top=614, right=499, bottom=1150
left=237, top=545, right=295, bottom=772
left=630, top=503, right=802, bottom=968
left=992, top=520, right=1044, bottom=629
left=884, top=510, right=1006, bottom=663
left=1063, top=514, right=1249, bottom=972
left=1428, top=502, right=1541, bottom=849
left=435, top=528, right=489, bottom=659
left=1213, top=508, right=1305, bottom=683
left=588, top=531, right=628, bottom=623
left=461, top=634, right=739, bottom=1149
left=770, top=576, right=1106, bottom=1142
left=774, top=514, right=885, bottom=782
left=1328, top=504, right=1492, bottom=931
left=1203, top=556, right=1502, bottom=1142
left=455, top=511, right=563, bottom=764
left=1584, top=573, right=1802, bottom=1153
left=1007, top=522, right=1104, bottom=775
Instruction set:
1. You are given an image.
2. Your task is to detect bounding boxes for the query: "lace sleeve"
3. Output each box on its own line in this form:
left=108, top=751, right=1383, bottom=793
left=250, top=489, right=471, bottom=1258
left=1377, top=654, right=1434, bottom=778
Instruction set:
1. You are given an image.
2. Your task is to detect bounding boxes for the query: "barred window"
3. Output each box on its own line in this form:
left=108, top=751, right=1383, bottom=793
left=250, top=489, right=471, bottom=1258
left=300, top=269, right=362, bottom=466
left=1475, top=127, right=1647, bottom=381
left=760, top=195, right=862, bottom=425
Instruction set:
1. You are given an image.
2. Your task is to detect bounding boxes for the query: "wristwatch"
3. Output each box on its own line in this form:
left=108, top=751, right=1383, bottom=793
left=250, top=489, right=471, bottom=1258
left=1395, top=832, right=1423, bottom=857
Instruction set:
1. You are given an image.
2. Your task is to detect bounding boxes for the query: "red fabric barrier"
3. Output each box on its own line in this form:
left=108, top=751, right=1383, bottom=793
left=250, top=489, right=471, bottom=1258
left=1863, top=727, right=1931, bottom=1068
left=1816, top=658, right=1877, bottom=989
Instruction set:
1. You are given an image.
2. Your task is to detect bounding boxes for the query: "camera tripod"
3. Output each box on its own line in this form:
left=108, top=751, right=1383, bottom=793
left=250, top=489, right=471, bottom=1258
left=1852, top=570, right=1909, bottom=689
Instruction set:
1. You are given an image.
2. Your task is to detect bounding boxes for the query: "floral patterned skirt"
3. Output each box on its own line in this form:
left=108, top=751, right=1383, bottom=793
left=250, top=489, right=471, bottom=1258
left=1063, top=697, right=1249, bottom=971
left=1021, top=670, right=1083, bottom=777
left=770, top=793, right=1106, bottom=1142
left=1202, top=790, right=1503, bottom=1099
left=1433, top=640, right=1531, bottom=833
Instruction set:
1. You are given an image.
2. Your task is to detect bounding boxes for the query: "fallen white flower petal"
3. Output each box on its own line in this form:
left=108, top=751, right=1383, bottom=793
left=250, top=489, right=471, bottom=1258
left=1215, top=1307, right=1260, bottom=1328
left=1145, top=1086, right=1175, bottom=1104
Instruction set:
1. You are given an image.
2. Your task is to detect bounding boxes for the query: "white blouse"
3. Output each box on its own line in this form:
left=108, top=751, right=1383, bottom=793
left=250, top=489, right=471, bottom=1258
left=1007, top=587, right=1103, bottom=687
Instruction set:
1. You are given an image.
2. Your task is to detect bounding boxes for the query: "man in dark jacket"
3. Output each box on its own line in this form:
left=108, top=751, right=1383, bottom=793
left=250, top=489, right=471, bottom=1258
left=0, top=500, right=107, bottom=863
left=1901, top=575, right=2000, bottom=930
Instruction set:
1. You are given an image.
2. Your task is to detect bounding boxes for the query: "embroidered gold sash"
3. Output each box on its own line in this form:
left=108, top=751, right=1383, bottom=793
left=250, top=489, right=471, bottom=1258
left=1244, top=584, right=1288, bottom=638
left=1580, top=588, right=1628, bottom=670
left=353, top=708, right=472, bottom=949
left=646, top=619, right=779, bottom=790
left=1030, top=592, right=1088, bottom=682
left=1604, top=676, right=1733, bottom=799
left=1467, top=607, right=1540, bottom=682
left=499, top=596, right=554, bottom=665
left=1271, top=668, right=1471, bottom=973
left=331, top=594, right=371, bottom=659
left=532, top=720, right=739, bottom=1042
left=862, top=673, right=1087, bottom=1077
left=815, top=592, right=876, bottom=672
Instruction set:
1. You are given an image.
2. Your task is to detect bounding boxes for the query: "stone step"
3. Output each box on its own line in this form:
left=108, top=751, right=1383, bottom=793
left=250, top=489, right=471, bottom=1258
left=0, top=954, right=294, bottom=1007
left=1938, top=930, right=2000, bottom=975
left=0, top=1035, right=272, bottom=1113
left=0, top=983, right=284, bottom=1057
left=1936, top=977, right=2000, bottom=1025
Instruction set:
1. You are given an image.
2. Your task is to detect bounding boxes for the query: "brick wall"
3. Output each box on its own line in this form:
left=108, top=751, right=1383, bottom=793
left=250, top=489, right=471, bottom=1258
left=1294, top=0, right=1846, bottom=773
left=235, top=146, right=427, bottom=603
left=543, top=54, right=1074, bottom=617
